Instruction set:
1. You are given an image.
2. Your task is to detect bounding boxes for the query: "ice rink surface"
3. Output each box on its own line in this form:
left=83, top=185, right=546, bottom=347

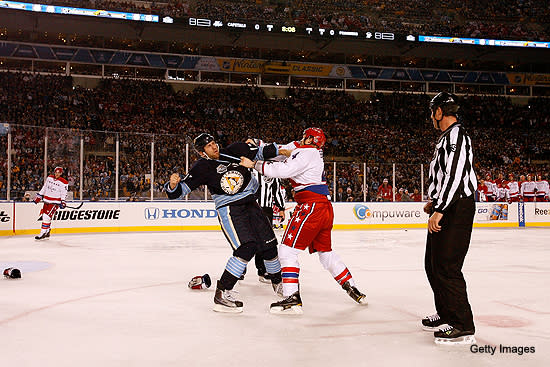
left=1, top=228, right=549, bottom=367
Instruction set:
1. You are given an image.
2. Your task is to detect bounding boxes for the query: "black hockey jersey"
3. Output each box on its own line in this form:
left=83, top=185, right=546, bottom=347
left=165, top=142, right=278, bottom=209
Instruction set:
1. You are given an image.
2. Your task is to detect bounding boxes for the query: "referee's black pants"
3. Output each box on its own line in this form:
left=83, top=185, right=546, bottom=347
left=425, top=196, right=475, bottom=332
left=255, top=206, right=274, bottom=274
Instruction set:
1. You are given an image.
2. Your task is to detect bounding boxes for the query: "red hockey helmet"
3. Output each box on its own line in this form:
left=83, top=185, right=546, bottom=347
left=303, top=127, right=326, bottom=148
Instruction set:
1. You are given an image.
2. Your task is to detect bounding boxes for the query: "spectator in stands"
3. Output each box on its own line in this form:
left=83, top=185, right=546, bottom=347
left=335, top=187, right=345, bottom=202
left=377, top=178, right=393, bottom=202
left=401, top=189, right=413, bottom=202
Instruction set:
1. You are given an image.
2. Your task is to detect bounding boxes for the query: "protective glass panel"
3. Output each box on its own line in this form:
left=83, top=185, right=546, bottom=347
left=47, top=127, right=80, bottom=202
left=394, top=164, right=422, bottom=202
left=119, top=133, right=152, bottom=201
left=423, top=163, right=429, bottom=201
left=154, top=134, right=189, bottom=200
left=324, top=161, right=334, bottom=202
left=0, top=124, right=7, bottom=200
left=186, top=142, right=208, bottom=201
left=10, top=125, right=45, bottom=200
left=335, top=162, right=364, bottom=202
left=83, top=131, right=116, bottom=200
left=366, top=163, right=394, bottom=202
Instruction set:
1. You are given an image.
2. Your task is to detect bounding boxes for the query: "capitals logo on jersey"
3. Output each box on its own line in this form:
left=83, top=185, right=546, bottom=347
left=220, top=171, right=244, bottom=194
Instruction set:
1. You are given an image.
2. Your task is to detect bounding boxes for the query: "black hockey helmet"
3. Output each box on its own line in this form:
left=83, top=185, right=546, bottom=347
left=193, top=133, right=215, bottom=153
left=429, top=92, right=460, bottom=117
left=3, top=267, right=21, bottom=279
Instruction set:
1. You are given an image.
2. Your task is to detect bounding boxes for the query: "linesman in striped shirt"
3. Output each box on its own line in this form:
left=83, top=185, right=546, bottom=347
left=422, top=92, right=478, bottom=345
left=252, top=169, right=286, bottom=282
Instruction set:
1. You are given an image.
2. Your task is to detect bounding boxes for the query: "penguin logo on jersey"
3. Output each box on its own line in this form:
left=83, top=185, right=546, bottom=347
left=220, top=171, right=244, bottom=194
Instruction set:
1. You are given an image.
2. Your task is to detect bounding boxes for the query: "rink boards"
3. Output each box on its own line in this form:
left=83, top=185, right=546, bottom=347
left=0, top=201, right=549, bottom=236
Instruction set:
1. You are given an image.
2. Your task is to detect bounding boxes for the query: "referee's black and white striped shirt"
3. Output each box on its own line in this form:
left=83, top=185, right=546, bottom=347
left=252, top=170, right=285, bottom=209
left=427, top=122, right=477, bottom=213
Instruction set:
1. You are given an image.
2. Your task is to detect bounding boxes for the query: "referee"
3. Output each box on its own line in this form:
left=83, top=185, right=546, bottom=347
left=252, top=167, right=286, bottom=282
left=422, top=92, right=477, bottom=345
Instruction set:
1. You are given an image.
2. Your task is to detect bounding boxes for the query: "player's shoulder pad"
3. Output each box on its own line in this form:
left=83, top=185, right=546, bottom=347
left=58, top=177, right=69, bottom=184
left=289, top=147, right=315, bottom=160
left=48, top=174, right=55, bottom=179
left=295, top=146, right=319, bottom=154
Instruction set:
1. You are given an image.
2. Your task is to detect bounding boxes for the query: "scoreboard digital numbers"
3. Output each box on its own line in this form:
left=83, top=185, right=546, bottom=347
left=186, top=17, right=398, bottom=41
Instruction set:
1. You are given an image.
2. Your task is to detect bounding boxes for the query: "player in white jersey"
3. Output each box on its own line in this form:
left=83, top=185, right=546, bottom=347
left=484, top=173, right=497, bottom=201
left=535, top=174, right=549, bottom=201
left=33, top=167, right=68, bottom=240
left=240, top=128, right=367, bottom=314
left=495, top=185, right=508, bottom=202
left=505, top=173, right=520, bottom=202
left=520, top=174, right=537, bottom=202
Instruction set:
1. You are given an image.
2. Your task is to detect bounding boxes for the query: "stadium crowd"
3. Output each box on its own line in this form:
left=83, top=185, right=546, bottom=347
left=1, top=72, right=549, bottom=202
left=22, top=0, right=550, bottom=41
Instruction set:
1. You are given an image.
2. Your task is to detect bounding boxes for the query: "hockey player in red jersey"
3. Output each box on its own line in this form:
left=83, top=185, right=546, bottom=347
left=240, top=127, right=367, bottom=314
left=33, top=167, right=68, bottom=240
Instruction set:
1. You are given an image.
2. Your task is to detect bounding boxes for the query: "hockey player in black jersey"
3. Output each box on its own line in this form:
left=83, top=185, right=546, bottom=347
left=165, top=133, right=283, bottom=313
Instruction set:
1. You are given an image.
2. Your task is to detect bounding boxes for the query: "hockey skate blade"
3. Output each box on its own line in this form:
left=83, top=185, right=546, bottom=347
left=356, top=296, right=368, bottom=305
left=270, top=305, right=303, bottom=315
left=422, top=323, right=449, bottom=332
left=213, top=304, right=243, bottom=313
left=434, top=335, right=476, bottom=345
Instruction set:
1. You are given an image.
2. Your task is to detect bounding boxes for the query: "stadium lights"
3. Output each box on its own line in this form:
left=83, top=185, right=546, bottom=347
left=0, top=0, right=159, bottom=22
left=419, top=35, right=549, bottom=49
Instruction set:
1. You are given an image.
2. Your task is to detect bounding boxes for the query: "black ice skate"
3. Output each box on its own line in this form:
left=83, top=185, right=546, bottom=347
left=421, top=313, right=448, bottom=331
left=35, top=229, right=50, bottom=240
left=270, top=291, right=303, bottom=314
left=213, top=282, right=243, bottom=313
left=258, top=272, right=271, bottom=284
left=342, top=281, right=367, bottom=305
left=434, top=325, right=476, bottom=345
